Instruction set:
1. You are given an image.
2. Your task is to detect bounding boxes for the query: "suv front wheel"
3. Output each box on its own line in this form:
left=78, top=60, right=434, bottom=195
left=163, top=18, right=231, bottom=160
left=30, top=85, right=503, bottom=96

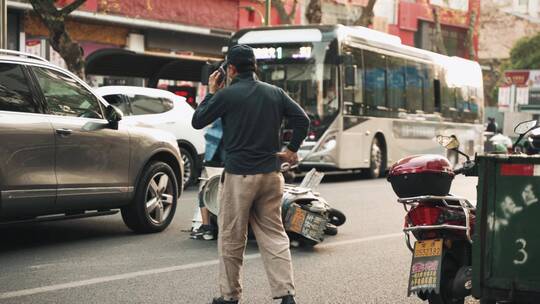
left=122, top=161, right=178, bottom=233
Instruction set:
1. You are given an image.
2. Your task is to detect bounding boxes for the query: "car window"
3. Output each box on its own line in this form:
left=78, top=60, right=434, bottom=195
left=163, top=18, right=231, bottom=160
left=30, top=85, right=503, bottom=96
left=102, top=94, right=130, bottom=116
left=0, top=63, right=38, bottom=113
left=129, top=94, right=173, bottom=115
left=33, top=67, right=103, bottom=119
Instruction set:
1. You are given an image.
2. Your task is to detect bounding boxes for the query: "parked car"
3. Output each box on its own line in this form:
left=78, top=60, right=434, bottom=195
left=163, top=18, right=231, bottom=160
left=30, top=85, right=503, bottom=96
left=94, top=86, right=205, bottom=187
left=0, top=50, right=183, bottom=233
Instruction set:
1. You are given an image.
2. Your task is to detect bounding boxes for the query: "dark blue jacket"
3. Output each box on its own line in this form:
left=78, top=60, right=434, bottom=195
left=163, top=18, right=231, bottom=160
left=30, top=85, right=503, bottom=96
left=192, top=72, right=309, bottom=175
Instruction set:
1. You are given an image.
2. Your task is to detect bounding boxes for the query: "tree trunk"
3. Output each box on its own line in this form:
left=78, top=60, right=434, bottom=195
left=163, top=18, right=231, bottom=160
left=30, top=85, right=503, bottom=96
left=467, top=11, right=477, bottom=60
left=273, top=0, right=298, bottom=25
left=28, top=0, right=86, bottom=80
left=305, top=0, right=322, bottom=24
left=432, top=6, right=448, bottom=55
left=354, top=0, right=377, bottom=27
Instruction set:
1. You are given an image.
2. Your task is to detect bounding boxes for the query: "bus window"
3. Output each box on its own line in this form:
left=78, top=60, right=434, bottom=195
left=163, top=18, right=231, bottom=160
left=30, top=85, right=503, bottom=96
left=434, top=79, right=441, bottom=112
left=387, top=56, right=406, bottom=112
left=342, top=47, right=363, bottom=115
left=364, top=50, right=387, bottom=110
left=422, top=64, right=434, bottom=113
left=323, top=66, right=339, bottom=119
left=405, top=61, right=423, bottom=112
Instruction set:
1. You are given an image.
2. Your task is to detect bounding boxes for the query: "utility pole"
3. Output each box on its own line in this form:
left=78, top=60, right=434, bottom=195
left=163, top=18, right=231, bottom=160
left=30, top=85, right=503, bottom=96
left=1, top=0, right=7, bottom=49
left=265, top=0, right=271, bottom=26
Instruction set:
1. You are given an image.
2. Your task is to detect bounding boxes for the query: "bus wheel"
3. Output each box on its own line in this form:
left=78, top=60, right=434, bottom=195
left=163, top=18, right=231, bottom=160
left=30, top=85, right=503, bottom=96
left=367, top=137, right=384, bottom=178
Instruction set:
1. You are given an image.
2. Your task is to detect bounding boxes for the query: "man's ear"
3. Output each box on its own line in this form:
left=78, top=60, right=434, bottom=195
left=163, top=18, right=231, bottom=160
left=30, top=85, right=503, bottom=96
left=228, top=64, right=237, bottom=75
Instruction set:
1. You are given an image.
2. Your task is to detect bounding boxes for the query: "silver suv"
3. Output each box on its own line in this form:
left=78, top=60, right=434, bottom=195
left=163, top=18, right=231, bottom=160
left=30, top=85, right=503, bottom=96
left=0, top=50, right=183, bottom=233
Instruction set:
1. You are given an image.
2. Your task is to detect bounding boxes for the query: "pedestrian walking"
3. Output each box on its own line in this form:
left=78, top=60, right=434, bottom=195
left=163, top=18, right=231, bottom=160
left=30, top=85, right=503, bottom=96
left=192, top=44, right=310, bottom=304
left=486, top=117, right=498, bottom=133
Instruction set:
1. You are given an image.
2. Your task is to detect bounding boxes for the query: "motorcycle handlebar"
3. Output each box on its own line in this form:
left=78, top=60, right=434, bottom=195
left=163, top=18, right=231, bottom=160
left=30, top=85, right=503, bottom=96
left=454, top=161, right=475, bottom=176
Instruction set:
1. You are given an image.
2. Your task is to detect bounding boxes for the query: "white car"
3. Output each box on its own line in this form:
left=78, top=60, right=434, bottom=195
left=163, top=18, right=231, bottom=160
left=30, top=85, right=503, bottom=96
left=95, top=86, right=205, bottom=186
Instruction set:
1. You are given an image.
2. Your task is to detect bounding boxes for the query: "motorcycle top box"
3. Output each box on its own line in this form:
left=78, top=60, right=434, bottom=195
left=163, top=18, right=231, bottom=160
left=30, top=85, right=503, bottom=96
left=388, top=154, right=455, bottom=198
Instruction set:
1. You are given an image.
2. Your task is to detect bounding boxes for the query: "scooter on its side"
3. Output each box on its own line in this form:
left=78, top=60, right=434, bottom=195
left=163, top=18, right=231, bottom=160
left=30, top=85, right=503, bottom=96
left=195, top=166, right=346, bottom=247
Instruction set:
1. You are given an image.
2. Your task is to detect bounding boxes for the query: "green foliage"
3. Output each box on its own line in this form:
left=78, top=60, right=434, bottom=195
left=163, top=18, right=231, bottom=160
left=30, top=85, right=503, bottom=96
left=509, top=32, right=540, bottom=69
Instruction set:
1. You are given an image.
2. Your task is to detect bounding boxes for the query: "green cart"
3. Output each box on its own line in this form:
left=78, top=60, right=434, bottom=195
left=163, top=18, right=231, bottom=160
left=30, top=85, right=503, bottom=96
left=473, top=154, right=540, bottom=303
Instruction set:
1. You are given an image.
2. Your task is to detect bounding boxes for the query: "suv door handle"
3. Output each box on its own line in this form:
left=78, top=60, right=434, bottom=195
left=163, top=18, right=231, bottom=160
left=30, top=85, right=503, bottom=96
left=55, top=128, right=73, bottom=136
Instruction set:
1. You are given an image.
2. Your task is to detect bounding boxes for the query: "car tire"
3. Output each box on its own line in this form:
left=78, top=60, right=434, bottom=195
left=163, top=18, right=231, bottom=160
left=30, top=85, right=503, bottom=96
left=121, top=161, right=178, bottom=233
left=179, top=147, right=197, bottom=187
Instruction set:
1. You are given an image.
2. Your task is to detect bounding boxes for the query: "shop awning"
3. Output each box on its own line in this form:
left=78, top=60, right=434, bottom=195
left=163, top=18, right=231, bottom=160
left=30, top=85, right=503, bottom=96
left=85, top=48, right=222, bottom=86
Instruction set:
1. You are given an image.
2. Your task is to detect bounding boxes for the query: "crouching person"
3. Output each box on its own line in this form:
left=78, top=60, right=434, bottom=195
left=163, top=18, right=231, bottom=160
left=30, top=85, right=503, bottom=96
left=191, top=119, right=225, bottom=241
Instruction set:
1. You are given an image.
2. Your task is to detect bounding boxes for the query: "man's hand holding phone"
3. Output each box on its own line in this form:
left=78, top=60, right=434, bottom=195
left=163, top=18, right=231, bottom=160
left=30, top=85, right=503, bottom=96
left=208, top=69, right=225, bottom=94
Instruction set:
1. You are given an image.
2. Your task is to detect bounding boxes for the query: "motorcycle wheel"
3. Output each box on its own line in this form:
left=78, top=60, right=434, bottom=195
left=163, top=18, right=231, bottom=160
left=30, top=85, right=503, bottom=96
left=328, top=208, right=346, bottom=226
left=324, top=224, right=338, bottom=236
left=427, top=254, right=465, bottom=304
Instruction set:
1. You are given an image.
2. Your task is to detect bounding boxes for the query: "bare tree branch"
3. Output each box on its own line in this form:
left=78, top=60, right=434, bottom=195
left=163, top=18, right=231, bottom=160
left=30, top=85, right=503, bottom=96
left=354, top=0, right=377, bottom=27
left=60, top=0, right=86, bottom=16
left=28, top=0, right=87, bottom=79
left=305, top=0, right=322, bottom=24
left=273, top=0, right=298, bottom=24
left=432, top=6, right=448, bottom=55
left=467, top=11, right=477, bottom=59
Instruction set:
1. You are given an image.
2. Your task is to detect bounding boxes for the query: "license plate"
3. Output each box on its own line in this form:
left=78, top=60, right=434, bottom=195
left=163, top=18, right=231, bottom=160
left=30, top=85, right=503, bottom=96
left=414, top=239, right=443, bottom=258
left=289, top=207, right=306, bottom=234
left=407, top=239, right=443, bottom=296
left=285, top=205, right=326, bottom=241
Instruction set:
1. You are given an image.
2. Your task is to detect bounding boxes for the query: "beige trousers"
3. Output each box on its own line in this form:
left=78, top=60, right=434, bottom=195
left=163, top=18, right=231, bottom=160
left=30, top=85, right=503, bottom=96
left=218, top=171, right=295, bottom=301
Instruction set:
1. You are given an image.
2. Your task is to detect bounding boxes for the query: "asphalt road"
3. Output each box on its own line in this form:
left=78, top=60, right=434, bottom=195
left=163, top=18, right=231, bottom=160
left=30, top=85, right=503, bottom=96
left=0, top=174, right=478, bottom=304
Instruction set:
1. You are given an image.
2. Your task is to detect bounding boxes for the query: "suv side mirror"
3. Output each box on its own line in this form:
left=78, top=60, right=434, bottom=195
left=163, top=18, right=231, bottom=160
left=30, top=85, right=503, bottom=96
left=105, top=105, right=123, bottom=124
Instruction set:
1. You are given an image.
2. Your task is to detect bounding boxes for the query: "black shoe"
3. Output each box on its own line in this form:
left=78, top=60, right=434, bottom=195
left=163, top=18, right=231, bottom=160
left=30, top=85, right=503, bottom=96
left=279, top=295, right=296, bottom=304
left=191, top=225, right=216, bottom=240
left=211, top=296, right=238, bottom=304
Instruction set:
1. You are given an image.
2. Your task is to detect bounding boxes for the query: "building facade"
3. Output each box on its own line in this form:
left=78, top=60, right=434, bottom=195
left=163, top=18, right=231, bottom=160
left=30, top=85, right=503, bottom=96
left=388, top=0, right=480, bottom=59
left=6, top=0, right=301, bottom=88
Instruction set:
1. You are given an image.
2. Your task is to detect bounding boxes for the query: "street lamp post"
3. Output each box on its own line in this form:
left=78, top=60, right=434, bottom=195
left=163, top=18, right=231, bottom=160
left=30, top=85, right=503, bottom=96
left=1, top=0, right=7, bottom=49
left=265, top=0, right=271, bottom=26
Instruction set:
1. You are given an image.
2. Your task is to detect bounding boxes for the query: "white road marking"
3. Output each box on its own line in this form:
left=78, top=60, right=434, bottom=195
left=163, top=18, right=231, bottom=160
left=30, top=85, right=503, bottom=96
left=317, top=232, right=403, bottom=249
left=0, top=232, right=402, bottom=300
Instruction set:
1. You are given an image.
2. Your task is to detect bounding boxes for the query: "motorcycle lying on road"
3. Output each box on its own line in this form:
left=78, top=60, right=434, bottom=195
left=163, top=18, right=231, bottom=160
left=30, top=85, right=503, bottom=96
left=195, top=166, right=346, bottom=247
left=193, top=164, right=346, bottom=247
left=387, top=120, right=540, bottom=304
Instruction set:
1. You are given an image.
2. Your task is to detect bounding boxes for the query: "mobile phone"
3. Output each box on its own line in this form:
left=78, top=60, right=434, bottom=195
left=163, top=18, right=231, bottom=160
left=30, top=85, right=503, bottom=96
left=216, top=63, right=227, bottom=85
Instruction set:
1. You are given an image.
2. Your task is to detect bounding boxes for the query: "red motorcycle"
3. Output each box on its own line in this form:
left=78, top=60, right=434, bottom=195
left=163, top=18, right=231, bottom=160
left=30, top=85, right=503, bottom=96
left=387, top=136, right=476, bottom=304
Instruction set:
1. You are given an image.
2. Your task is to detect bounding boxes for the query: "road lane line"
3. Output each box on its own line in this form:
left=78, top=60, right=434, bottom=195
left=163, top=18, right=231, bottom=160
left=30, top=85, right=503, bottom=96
left=0, top=232, right=402, bottom=300
left=317, top=232, right=403, bottom=249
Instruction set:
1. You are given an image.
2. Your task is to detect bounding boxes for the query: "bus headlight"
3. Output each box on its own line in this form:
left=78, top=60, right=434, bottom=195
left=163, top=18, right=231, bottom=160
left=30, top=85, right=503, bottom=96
left=322, top=137, right=337, bottom=151
left=318, top=135, right=337, bottom=153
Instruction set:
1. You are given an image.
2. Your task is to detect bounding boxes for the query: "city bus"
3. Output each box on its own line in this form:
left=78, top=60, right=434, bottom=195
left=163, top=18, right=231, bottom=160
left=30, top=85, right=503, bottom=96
left=228, top=25, right=484, bottom=178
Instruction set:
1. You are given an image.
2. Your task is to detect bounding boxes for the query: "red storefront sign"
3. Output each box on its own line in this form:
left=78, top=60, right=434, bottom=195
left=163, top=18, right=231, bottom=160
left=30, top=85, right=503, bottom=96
left=504, top=71, right=530, bottom=86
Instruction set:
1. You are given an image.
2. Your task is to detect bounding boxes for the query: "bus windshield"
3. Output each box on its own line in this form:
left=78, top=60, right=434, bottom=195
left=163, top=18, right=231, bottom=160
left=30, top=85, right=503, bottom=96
left=252, top=42, right=338, bottom=140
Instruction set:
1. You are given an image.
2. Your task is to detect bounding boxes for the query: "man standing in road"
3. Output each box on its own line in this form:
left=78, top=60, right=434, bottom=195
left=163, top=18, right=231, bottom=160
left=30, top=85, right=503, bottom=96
left=192, top=44, right=310, bottom=304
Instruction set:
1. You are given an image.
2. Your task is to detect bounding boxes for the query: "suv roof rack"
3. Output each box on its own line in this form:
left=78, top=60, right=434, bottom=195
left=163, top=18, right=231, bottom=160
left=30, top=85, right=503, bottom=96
left=0, top=49, right=48, bottom=63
